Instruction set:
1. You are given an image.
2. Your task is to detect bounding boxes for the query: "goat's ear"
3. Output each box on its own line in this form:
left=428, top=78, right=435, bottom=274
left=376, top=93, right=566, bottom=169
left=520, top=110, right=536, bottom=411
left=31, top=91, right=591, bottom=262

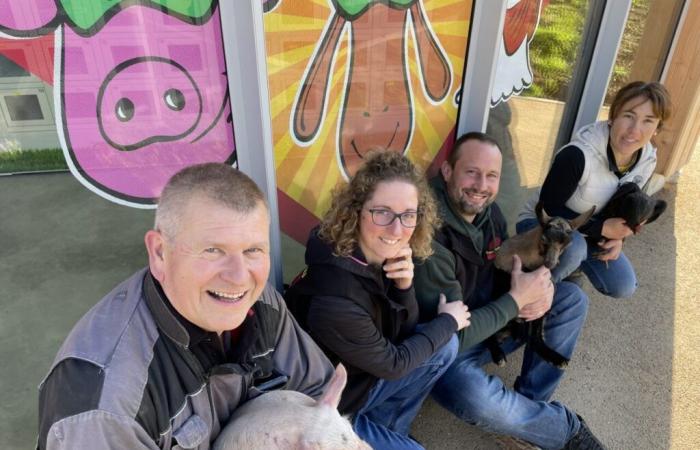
left=646, top=200, right=667, bottom=225
left=569, top=206, right=596, bottom=230
left=535, top=202, right=550, bottom=225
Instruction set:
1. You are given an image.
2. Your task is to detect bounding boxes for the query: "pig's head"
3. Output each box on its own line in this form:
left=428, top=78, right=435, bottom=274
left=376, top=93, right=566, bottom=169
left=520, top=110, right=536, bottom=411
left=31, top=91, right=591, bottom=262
left=214, top=364, right=371, bottom=450
left=59, top=5, right=234, bottom=205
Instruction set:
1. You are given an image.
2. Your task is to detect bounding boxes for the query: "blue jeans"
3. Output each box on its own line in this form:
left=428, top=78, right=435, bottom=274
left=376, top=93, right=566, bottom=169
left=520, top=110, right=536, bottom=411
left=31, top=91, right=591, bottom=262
left=431, top=282, right=588, bottom=449
left=353, top=333, right=459, bottom=450
left=516, top=218, right=638, bottom=298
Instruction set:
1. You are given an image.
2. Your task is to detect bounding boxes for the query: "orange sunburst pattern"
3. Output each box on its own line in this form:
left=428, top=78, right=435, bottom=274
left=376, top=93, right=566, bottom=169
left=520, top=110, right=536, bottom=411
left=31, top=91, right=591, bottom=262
left=263, top=0, right=473, bottom=226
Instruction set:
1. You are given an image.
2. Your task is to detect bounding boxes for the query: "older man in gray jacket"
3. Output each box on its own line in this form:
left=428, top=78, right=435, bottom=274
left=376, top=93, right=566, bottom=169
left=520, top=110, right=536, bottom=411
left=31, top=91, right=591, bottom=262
left=38, top=163, right=334, bottom=449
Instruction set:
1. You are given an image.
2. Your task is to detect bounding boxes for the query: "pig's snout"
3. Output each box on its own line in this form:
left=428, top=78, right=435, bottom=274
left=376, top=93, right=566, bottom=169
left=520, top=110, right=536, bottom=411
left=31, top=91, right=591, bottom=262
left=97, top=56, right=202, bottom=151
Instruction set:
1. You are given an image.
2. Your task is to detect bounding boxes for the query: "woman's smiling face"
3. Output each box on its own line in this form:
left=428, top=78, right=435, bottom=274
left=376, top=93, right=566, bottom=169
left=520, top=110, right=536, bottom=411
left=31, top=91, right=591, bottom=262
left=609, top=96, right=661, bottom=160
left=357, top=180, right=418, bottom=265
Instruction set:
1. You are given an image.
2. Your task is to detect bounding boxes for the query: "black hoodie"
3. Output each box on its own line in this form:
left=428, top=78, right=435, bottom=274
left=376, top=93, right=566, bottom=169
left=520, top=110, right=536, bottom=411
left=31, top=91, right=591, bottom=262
left=285, top=227, right=457, bottom=416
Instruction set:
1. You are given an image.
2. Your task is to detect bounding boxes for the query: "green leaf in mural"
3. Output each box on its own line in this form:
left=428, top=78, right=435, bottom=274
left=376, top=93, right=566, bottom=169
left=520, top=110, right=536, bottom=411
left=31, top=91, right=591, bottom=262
left=60, top=0, right=215, bottom=31
left=332, top=0, right=415, bottom=20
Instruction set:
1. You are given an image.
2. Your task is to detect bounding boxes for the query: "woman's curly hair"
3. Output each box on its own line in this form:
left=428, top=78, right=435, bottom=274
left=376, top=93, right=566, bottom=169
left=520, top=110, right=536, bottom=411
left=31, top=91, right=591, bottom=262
left=318, top=151, right=439, bottom=260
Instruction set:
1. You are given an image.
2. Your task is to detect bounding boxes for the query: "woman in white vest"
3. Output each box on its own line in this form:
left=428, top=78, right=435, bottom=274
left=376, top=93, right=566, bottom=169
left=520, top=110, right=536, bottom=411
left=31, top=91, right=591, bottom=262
left=516, top=81, right=671, bottom=298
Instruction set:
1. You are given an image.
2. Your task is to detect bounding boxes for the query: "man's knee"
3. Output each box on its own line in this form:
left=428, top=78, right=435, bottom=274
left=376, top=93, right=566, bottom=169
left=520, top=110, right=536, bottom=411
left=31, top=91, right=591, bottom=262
left=431, top=334, right=459, bottom=368
left=553, top=282, right=589, bottom=319
left=432, top=362, right=503, bottom=425
left=603, top=279, right=637, bottom=299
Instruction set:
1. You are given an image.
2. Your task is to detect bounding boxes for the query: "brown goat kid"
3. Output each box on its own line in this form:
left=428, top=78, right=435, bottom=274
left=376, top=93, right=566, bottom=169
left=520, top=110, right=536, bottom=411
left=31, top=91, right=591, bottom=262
left=489, top=203, right=595, bottom=368
left=495, top=203, right=595, bottom=273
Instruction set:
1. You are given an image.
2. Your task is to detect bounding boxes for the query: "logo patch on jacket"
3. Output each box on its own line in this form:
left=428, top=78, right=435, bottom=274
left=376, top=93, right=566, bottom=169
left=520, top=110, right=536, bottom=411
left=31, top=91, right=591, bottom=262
left=484, top=237, right=502, bottom=261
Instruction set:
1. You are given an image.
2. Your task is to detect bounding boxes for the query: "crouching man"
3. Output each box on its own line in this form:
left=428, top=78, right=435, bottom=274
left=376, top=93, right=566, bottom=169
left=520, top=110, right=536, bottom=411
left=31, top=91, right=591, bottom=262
left=38, top=163, right=334, bottom=449
left=414, top=132, right=606, bottom=449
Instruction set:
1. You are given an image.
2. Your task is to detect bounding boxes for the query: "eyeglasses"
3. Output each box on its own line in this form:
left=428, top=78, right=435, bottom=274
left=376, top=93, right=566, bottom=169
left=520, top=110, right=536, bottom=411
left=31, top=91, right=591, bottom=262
left=366, top=208, right=419, bottom=228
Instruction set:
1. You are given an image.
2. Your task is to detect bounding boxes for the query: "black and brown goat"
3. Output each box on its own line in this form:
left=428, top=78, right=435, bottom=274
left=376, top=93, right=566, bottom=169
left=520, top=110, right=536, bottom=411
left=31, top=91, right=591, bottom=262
left=489, top=203, right=595, bottom=368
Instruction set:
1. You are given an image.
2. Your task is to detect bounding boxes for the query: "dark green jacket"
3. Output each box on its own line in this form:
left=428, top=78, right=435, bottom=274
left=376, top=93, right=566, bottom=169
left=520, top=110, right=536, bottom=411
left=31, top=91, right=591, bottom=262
left=414, top=175, right=518, bottom=351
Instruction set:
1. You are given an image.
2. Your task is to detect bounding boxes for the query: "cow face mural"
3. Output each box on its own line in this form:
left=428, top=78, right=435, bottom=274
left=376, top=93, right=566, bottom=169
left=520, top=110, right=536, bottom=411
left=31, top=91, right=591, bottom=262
left=264, top=1, right=472, bottom=244
left=290, top=0, right=453, bottom=179
left=0, top=0, right=234, bottom=207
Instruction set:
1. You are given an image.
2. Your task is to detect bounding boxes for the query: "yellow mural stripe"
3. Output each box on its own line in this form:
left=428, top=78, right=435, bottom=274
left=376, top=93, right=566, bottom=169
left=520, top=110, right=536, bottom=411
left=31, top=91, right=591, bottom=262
left=439, top=20, right=474, bottom=37
left=315, top=153, right=341, bottom=215
left=302, top=145, right=338, bottom=218
left=274, top=134, right=295, bottom=170
left=264, top=16, right=328, bottom=33
left=269, top=81, right=300, bottom=119
left=267, top=44, right=320, bottom=75
left=424, top=0, right=468, bottom=11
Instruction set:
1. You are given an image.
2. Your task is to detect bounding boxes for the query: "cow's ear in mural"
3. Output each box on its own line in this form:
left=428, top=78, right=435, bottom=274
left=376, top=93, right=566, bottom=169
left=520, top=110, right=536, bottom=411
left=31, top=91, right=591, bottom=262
left=491, top=0, right=543, bottom=106
left=291, top=0, right=452, bottom=179
left=0, top=0, right=234, bottom=208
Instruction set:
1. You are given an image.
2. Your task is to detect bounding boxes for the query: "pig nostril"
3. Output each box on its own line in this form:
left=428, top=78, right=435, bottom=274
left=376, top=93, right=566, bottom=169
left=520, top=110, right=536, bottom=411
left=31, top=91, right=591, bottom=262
left=164, top=88, right=186, bottom=111
left=115, top=98, right=135, bottom=122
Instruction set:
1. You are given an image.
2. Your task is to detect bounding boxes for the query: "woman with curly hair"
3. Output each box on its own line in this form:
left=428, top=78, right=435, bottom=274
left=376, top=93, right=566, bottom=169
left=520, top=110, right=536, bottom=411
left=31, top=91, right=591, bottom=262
left=286, top=151, right=470, bottom=450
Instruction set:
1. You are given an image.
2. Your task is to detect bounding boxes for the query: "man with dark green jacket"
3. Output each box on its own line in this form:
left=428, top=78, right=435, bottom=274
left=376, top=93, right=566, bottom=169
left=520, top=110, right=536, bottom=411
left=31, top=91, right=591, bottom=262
left=414, top=132, right=606, bottom=449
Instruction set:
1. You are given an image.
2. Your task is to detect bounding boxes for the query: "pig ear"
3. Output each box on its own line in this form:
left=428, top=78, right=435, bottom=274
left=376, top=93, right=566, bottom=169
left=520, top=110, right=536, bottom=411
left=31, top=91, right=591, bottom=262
left=569, top=206, right=595, bottom=230
left=318, top=364, right=347, bottom=409
left=0, top=1, right=58, bottom=36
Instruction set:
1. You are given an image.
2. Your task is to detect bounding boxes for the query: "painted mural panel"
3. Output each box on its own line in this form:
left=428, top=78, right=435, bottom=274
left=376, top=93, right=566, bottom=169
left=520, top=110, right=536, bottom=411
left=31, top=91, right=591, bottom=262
left=264, top=0, right=474, bottom=244
left=0, top=0, right=235, bottom=207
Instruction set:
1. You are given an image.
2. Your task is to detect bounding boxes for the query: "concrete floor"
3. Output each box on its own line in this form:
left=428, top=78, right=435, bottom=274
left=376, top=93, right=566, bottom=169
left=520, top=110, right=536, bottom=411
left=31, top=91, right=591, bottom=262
left=1, top=147, right=699, bottom=449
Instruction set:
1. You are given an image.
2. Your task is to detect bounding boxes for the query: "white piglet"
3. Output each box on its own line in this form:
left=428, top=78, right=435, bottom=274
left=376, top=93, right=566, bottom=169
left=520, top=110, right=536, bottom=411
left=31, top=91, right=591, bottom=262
left=213, top=364, right=371, bottom=450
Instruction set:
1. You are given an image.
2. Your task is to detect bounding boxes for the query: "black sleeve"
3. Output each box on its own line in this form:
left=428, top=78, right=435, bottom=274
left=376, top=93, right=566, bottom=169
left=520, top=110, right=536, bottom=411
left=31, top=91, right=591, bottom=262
left=388, top=284, right=418, bottom=336
left=307, top=295, right=456, bottom=381
left=38, top=359, right=105, bottom=449
left=539, top=145, right=585, bottom=219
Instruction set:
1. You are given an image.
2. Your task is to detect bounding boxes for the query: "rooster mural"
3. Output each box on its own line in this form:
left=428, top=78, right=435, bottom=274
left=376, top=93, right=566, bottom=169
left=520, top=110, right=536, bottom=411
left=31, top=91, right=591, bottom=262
left=491, top=0, right=545, bottom=106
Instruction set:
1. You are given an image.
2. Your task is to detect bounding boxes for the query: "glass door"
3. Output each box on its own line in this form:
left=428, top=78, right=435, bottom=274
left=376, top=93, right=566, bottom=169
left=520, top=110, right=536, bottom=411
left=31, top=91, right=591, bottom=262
left=485, top=0, right=598, bottom=229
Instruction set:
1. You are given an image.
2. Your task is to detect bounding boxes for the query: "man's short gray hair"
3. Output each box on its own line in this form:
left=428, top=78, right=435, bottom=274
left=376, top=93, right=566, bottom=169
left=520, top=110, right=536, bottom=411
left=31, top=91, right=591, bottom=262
left=155, top=163, right=267, bottom=237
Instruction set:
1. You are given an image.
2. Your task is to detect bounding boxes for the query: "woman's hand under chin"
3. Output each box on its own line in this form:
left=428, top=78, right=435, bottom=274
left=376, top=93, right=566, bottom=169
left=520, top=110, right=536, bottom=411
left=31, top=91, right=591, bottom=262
left=382, top=246, right=414, bottom=290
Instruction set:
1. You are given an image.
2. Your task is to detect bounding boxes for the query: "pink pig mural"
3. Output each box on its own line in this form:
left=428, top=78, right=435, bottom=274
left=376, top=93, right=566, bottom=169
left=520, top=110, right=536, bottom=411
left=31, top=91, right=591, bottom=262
left=0, top=0, right=234, bottom=207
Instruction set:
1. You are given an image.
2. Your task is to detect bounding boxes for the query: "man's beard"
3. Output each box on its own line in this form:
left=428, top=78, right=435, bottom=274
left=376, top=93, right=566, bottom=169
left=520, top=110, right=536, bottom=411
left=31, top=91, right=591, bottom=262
left=454, top=189, right=493, bottom=217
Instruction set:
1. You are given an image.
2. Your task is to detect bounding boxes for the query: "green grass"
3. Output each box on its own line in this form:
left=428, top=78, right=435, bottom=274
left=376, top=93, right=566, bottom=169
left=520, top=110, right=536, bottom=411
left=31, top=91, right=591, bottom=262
left=0, top=148, right=68, bottom=173
left=604, top=0, right=651, bottom=103
left=525, top=0, right=651, bottom=102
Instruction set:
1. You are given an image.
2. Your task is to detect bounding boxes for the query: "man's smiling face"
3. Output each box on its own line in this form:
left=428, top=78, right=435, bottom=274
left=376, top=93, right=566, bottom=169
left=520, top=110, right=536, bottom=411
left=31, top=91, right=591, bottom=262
left=441, top=139, right=502, bottom=222
left=146, top=195, right=270, bottom=334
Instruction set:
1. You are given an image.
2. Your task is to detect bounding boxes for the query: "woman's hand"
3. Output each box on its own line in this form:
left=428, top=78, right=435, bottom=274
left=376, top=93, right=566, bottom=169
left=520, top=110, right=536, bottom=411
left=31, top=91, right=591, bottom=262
left=383, top=246, right=414, bottom=290
left=596, top=238, right=623, bottom=261
left=602, top=217, right=634, bottom=240
left=437, top=293, right=471, bottom=330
